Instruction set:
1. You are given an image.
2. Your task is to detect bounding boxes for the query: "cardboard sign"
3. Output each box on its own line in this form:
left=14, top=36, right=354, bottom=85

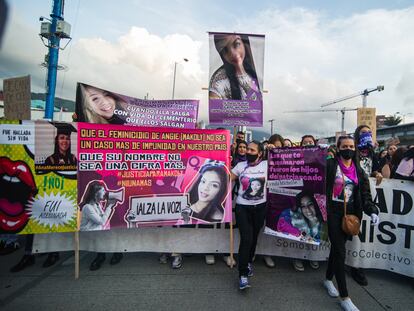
left=357, top=108, right=377, bottom=142
left=3, top=75, right=31, bottom=120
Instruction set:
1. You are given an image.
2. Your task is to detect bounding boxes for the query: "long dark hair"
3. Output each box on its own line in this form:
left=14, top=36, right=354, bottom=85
left=53, top=133, right=73, bottom=162
left=79, top=180, right=105, bottom=210
left=214, top=34, right=259, bottom=99
left=243, top=177, right=264, bottom=198
left=295, top=190, right=323, bottom=225
left=232, top=139, right=248, bottom=167
left=188, top=164, right=229, bottom=211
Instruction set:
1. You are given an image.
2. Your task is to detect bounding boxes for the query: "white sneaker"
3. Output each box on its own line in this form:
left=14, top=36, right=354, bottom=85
left=263, top=256, right=275, bottom=268
left=159, top=253, right=168, bottom=264
left=293, top=259, right=305, bottom=272
left=323, top=280, right=339, bottom=297
left=205, top=255, right=215, bottom=265
left=310, top=260, right=320, bottom=269
left=171, top=255, right=182, bottom=269
left=340, top=298, right=360, bottom=311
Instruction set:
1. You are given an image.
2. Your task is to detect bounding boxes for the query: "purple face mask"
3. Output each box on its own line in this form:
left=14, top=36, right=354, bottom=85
left=357, top=132, right=373, bottom=149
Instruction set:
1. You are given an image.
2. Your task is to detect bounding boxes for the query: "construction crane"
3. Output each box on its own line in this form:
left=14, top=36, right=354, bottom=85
left=284, top=107, right=358, bottom=132
left=321, top=85, right=384, bottom=108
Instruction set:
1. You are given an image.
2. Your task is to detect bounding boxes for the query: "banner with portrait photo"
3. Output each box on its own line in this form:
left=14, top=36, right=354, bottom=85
left=0, top=120, right=78, bottom=235
left=265, top=147, right=328, bottom=245
left=75, top=83, right=199, bottom=129
left=208, top=32, right=265, bottom=127
left=77, top=122, right=231, bottom=231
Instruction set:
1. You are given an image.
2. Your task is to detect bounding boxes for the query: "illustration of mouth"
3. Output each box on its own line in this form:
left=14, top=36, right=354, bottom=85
left=0, top=157, right=37, bottom=233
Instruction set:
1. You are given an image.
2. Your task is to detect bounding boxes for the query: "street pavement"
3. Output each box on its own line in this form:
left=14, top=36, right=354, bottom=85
left=1, top=248, right=413, bottom=311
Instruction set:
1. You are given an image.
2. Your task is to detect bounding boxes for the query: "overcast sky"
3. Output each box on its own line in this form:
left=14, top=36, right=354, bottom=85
left=1, top=0, right=414, bottom=140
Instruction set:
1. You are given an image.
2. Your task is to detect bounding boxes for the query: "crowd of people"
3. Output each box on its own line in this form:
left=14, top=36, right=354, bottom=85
left=1, top=125, right=413, bottom=311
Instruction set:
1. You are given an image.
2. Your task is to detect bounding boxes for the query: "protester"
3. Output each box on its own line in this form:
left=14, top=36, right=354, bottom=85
left=394, top=147, right=414, bottom=181
left=382, top=146, right=407, bottom=179
left=351, top=125, right=382, bottom=285
left=323, top=135, right=379, bottom=311
left=231, top=131, right=246, bottom=154
left=209, top=34, right=260, bottom=100
left=231, top=141, right=267, bottom=289
left=283, top=138, right=293, bottom=147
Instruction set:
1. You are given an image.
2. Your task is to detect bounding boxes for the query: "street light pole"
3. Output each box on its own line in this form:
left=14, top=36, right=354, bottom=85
left=172, top=58, right=188, bottom=99
left=268, top=119, right=275, bottom=135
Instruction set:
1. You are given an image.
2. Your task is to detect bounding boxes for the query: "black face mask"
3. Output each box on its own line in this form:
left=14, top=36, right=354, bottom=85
left=246, top=153, right=259, bottom=163
left=339, top=149, right=355, bottom=160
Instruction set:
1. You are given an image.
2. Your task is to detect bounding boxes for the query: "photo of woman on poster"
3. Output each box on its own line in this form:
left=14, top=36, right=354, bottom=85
left=186, top=162, right=229, bottom=223
left=242, top=177, right=265, bottom=200
left=209, top=33, right=261, bottom=100
left=80, top=181, right=118, bottom=231
left=44, top=123, right=77, bottom=167
left=295, top=191, right=324, bottom=241
left=76, top=84, right=127, bottom=124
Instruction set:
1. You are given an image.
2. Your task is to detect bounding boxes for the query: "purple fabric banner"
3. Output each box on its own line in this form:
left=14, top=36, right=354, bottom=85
left=265, top=147, right=328, bottom=245
left=208, top=32, right=265, bottom=127
left=75, top=83, right=199, bottom=129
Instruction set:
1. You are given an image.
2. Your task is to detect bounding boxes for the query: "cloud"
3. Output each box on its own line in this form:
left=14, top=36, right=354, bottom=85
left=1, top=5, right=414, bottom=139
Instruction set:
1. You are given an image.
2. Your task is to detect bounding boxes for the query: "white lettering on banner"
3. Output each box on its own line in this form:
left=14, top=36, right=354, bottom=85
left=32, top=178, right=414, bottom=278
left=345, top=178, right=414, bottom=277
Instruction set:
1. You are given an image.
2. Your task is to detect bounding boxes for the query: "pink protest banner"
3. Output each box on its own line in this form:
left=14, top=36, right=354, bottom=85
left=77, top=122, right=231, bottom=231
left=75, top=83, right=199, bottom=129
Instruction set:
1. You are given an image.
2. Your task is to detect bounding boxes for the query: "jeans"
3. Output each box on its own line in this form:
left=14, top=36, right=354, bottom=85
left=235, top=203, right=266, bottom=277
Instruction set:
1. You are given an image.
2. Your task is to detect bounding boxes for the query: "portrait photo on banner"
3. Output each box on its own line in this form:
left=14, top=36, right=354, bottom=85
left=265, top=147, right=328, bottom=245
left=208, top=32, right=265, bottom=127
left=34, top=121, right=78, bottom=173
left=75, top=82, right=199, bottom=128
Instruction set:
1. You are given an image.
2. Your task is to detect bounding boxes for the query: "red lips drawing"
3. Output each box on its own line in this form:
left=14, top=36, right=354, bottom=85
left=0, top=157, right=37, bottom=233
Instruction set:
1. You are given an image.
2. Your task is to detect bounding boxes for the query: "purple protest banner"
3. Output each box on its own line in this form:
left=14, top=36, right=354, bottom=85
left=75, top=83, right=199, bottom=129
left=208, top=32, right=265, bottom=127
left=264, top=147, right=328, bottom=245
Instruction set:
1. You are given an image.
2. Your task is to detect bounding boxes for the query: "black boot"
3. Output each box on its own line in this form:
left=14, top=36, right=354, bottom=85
left=90, top=253, right=106, bottom=271
left=43, top=252, right=60, bottom=268
left=10, top=254, right=35, bottom=273
left=110, top=252, right=123, bottom=265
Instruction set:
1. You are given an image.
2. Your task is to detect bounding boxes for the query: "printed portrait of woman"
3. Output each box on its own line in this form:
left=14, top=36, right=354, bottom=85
left=76, top=83, right=127, bottom=124
left=80, top=181, right=119, bottom=231
left=44, top=123, right=77, bottom=167
left=295, top=191, right=324, bottom=240
left=242, top=177, right=265, bottom=200
left=209, top=33, right=261, bottom=101
left=187, top=163, right=229, bottom=223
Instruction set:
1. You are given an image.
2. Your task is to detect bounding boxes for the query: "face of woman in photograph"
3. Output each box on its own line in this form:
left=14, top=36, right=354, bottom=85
left=198, top=171, right=221, bottom=203
left=250, top=180, right=261, bottom=195
left=57, top=134, right=70, bottom=154
left=300, top=196, right=316, bottom=220
left=221, top=35, right=245, bottom=72
left=95, top=187, right=106, bottom=202
left=85, top=86, right=116, bottom=119
left=237, top=143, right=247, bottom=155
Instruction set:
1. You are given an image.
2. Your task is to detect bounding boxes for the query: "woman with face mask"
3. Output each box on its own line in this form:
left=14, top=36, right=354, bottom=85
left=231, top=141, right=267, bottom=290
left=323, top=135, right=379, bottom=311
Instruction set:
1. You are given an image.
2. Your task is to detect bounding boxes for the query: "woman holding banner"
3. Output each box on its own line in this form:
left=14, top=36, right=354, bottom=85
left=209, top=34, right=260, bottom=100
left=323, top=135, right=379, bottom=311
left=231, top=141, right=267, bottom=290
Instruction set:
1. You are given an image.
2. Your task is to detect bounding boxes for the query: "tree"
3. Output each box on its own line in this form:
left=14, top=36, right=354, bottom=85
left=383, top=115, right=402, bottom=126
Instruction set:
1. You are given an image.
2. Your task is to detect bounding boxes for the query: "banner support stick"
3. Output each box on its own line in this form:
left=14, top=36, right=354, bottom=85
left=74, top=231, right=79, bottom=279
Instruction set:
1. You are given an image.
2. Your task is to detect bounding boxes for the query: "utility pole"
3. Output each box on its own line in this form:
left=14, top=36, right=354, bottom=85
left=39, top=0, right=71, bottom=120
left=268, top=119, right=275, bottom=135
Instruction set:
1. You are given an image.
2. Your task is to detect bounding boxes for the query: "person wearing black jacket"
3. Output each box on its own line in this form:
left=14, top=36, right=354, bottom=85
left=323, top=135, right=379, bottom=311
